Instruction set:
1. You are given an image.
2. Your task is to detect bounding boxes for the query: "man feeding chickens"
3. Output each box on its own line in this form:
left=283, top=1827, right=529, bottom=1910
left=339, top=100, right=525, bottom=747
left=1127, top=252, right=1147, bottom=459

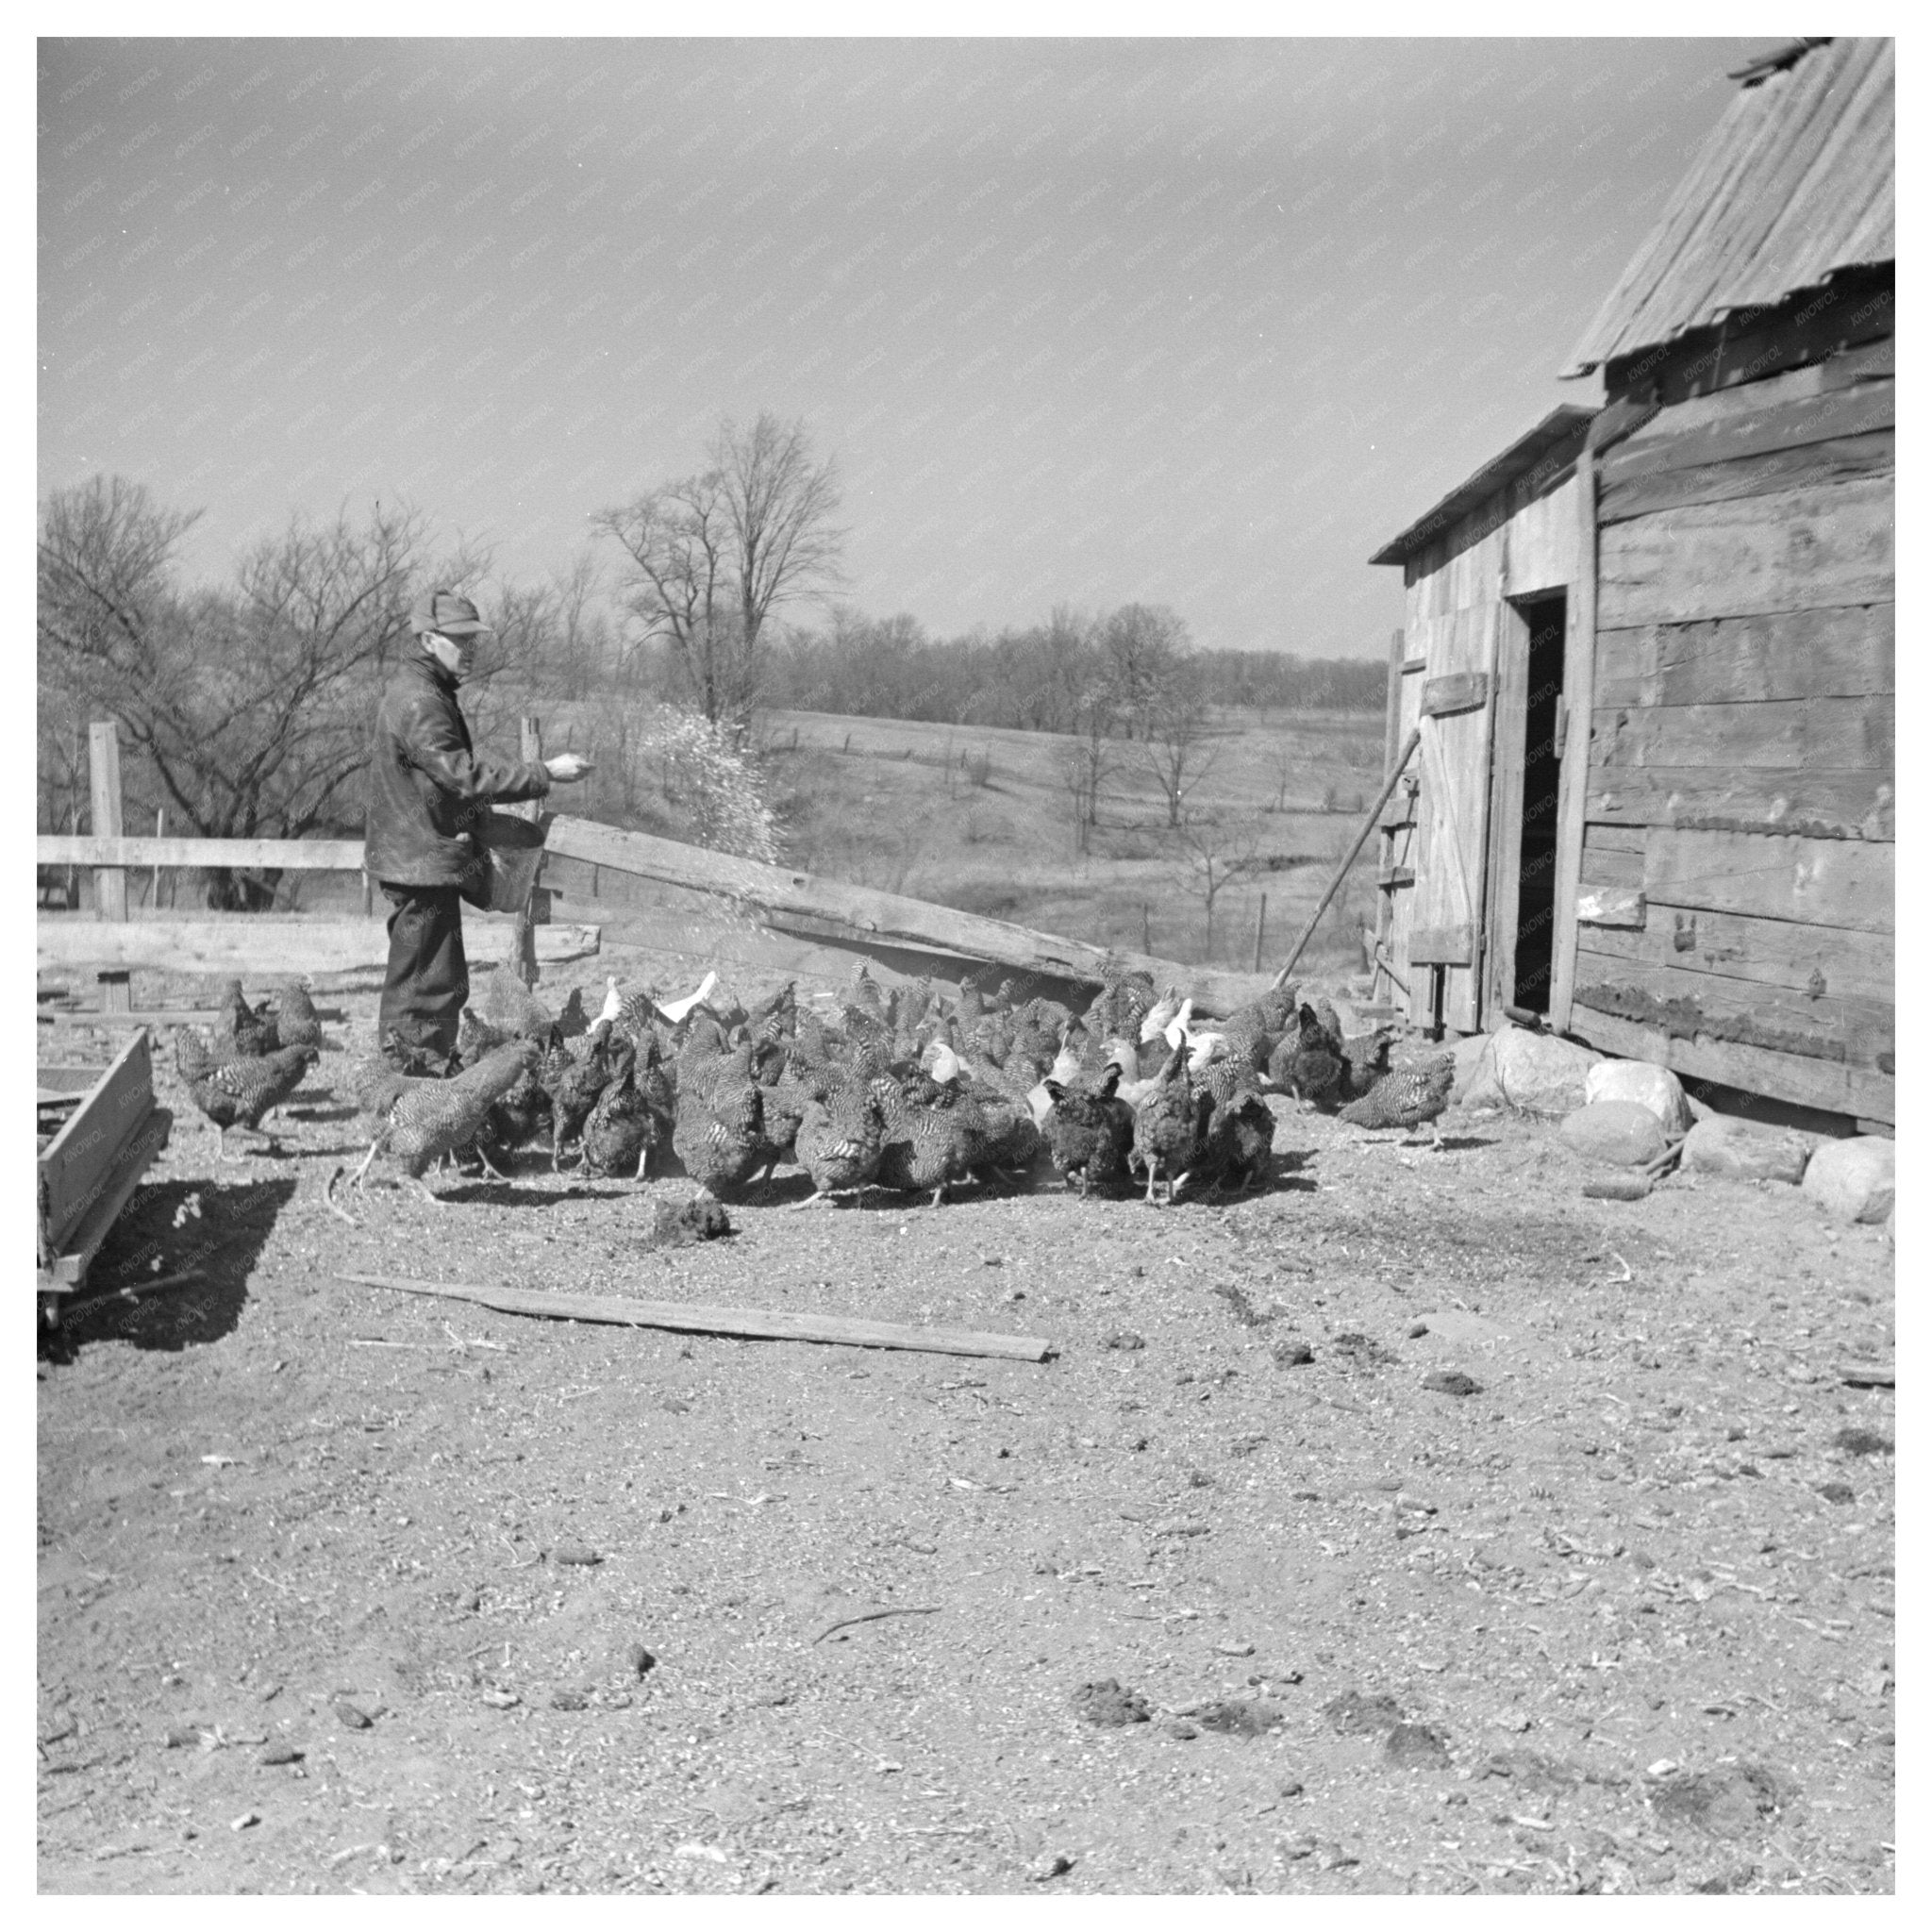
left=363, top=591, right=591, bottom=1071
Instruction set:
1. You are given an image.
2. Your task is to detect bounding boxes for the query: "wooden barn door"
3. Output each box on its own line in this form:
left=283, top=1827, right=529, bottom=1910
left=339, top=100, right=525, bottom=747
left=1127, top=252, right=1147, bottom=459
left=1407, top=606, right=1501, bottom=1032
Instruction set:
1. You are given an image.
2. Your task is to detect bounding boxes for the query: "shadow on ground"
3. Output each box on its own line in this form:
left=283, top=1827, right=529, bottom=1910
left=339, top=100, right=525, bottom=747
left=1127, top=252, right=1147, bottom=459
left=45, top=1174, right=297, bottom=1359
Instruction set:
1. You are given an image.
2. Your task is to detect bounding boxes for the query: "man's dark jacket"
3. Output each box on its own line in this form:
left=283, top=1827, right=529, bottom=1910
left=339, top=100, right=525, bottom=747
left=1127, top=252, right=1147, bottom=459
left=363, top=648, right=551, bottom=888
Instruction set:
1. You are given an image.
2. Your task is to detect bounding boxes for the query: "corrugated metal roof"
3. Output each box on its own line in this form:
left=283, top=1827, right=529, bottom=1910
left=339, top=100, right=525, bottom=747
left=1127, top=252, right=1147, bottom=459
left=1369, top=406, right=1594, bottom=567
left=1563, top=37, right=1893, bottom=377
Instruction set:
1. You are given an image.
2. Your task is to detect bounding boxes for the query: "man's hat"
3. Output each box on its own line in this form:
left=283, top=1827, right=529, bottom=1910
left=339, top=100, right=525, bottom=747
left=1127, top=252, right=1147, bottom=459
left=410, top=590, right=493, bottom=637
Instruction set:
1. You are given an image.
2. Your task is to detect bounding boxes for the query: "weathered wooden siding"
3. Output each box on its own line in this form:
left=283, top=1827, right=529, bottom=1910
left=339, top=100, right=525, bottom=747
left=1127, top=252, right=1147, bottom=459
left=1395, top=458, right=1581, bottom=1026
left=1570, top=341, right=1893, bottom=1120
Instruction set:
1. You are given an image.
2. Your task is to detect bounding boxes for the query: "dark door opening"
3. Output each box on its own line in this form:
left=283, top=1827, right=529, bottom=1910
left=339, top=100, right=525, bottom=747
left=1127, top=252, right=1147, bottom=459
left=1512, top=594, right=1567, bottom=1013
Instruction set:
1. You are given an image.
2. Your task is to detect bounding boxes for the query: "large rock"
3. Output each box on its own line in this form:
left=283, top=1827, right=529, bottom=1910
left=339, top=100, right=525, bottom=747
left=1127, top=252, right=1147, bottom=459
left=1559, top=1100, right=1670, bottom=1168
left=1489, top=1027, right=1604, bottom=1118
left=1584, top=1059, right=1692, bottom=1135
left=1684, top=1115, right=1814, bottom=1186
left=1450, top=1030, right=1499, bottom=1108
left=1802, top=1137, right=1896, bottom=1224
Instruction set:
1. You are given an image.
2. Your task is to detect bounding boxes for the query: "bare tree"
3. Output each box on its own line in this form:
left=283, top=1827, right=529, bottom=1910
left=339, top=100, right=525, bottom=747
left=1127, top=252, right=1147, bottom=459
left=1098, top=602, right=1190, bottom=739
left=39, top=476, right=432, bottom=908
left=1174, top=810, right=1258, bottom=959
left=596, top=411, right=842, bottom=731
left=1056, top=678, right=1120, bottom=858
left=1138, top=661, right=1219, bottom=829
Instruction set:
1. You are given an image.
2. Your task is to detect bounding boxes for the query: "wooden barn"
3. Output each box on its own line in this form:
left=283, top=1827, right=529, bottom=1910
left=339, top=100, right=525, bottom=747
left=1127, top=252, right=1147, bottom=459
left=1370, top=35, right=1893, bottom=1128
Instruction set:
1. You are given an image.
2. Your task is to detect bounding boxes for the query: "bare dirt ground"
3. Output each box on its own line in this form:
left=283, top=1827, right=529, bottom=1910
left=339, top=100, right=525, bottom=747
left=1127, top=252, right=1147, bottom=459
left=37, top=941, right=1895, bottom=1896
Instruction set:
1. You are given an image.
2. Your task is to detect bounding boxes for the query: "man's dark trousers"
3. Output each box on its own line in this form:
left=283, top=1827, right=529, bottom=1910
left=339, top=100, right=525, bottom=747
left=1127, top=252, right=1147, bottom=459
left=378, top=884, right=468, bottom=1063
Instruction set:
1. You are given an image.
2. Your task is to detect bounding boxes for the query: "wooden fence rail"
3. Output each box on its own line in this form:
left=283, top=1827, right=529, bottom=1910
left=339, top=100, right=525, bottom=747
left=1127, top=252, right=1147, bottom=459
left=38, top=837, right=366, bottom=870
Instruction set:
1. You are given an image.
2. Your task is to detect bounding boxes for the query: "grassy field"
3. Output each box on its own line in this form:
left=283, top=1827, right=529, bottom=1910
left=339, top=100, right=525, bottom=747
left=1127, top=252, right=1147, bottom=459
left=544, top=703, right=1391, bottom=978
left=743, top=706, right=1389, bottom=975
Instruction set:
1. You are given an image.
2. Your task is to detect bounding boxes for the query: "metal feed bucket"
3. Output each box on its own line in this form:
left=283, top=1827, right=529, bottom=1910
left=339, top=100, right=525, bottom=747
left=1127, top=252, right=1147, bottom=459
left=472, top=809, right=548, bottom=912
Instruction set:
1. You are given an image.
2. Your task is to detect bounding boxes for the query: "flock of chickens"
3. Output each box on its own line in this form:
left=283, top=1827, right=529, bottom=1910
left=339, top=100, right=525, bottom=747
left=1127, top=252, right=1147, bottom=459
left=168, top=961, right=1457, bottom=1224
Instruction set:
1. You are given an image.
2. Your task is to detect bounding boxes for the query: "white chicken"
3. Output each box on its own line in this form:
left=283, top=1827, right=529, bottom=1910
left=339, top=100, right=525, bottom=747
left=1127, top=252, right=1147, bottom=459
left=658, top=970, right=721, bottom=1025
left=594, top=974, right=625, bottom=1028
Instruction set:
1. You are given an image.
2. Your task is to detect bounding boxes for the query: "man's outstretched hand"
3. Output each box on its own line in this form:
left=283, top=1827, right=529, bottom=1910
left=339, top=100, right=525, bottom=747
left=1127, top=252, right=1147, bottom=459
left=546, top=753, right=594, bottom=784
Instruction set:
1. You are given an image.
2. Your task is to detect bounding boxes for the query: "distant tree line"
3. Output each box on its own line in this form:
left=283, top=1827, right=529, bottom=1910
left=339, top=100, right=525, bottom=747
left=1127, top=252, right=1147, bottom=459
left=754, top=608, right=1386, bottom=729
left=40, top=410, right=1385, bottom=908
left=753, top=614, right=1391, bottom=734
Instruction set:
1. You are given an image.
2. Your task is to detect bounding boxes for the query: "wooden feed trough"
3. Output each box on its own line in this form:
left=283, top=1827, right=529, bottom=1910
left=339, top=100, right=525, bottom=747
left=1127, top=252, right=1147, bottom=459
left=37, top=1027, right=174, bottom=1317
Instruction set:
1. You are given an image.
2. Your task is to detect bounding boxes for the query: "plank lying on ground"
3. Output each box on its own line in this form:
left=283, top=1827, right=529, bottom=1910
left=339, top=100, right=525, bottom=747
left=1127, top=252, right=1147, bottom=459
left=337, top=1273, right=1056, bottom=1362
left=1837, top=1361, right=1893, bottom=1389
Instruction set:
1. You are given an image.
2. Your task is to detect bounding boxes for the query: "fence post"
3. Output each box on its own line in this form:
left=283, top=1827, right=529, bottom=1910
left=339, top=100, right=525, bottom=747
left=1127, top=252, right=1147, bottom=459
left=89, top=720, right=131, bottom=1012
left=514, top=715, right=544, bottom=987
left=153, top=807, right=165, bottom=908
left=1252, top=891, right=1267, bottom=974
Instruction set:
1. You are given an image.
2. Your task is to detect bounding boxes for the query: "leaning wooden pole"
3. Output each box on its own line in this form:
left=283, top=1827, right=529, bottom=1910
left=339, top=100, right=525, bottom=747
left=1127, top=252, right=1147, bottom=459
left=1373, top=627, right=1405, bottom=1005
left=1270, top=724, right=1422, bottom=992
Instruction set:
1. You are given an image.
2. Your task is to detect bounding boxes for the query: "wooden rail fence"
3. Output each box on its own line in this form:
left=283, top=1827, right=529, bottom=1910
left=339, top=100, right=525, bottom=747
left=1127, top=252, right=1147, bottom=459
left=40, top=718, right=1281, bottom=1016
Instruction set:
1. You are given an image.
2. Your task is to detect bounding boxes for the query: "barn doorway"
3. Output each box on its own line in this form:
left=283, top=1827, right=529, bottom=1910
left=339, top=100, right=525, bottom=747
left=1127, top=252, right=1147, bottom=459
left=1510, top=593, right=1567, bottom=1013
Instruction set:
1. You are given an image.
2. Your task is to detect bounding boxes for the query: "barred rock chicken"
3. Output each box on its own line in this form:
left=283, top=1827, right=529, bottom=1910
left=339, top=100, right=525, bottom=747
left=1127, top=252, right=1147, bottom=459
left=613, top=986, right=663, bottom=1045
left=580, top=1050, right=657, bottom=1181
left=1080, top=969, right=1158, bottom=1051
left=628, top=1031, right=677, bottom=1170
left=1041, top=1063, right=1136, bottom=1196
left=476, top=964, right=558, bottom=1045
left=327, top=1037, right=541, bottom=1220
left=341, top=1045, right=410, bottom=1124
left=448, top=1010, right=554, bottom=1167
left=1219, top=982, right=1299, bottom=1077
left=1273, top=1003, right=1347, bottom=1110
left=954, top=971, right=987, bottom=1023
left=846, top=960, right=888, bottom=1024
left=1338, top=1053, right=1457, bottom=1147
left=1191, top=1058, right=1276, bottom=1196
left=873, top=1073, right=978, bottom=1206
left=182, top=1041, right=320, bottom=1159
left=746, top=979, right=798, bottom=1051
left=270, top=978, right=325, bottom=1054
left=926, top=1042, right=1041, bottom=1185
left=1129, top=1040, right=1206, bottom=1207
left=893, top=972, right=937, bottom=1040
left=539, top=1020, right=622, bottom=1169
left=672, top=1037, right=773, bottom=1198
left=458, top=1006, right=514, bottom=1062
left=216, top=978, right=279, bottom=1057
left=1340, top=1024, right=1398, bottom=1101
left=175, top=1024, right=241, bottom=1086
left=791, top=1083, right=887, bottom=1206
left=1004, top=997, right=1074, bottom=1082
left=1313, top=995, right=1344, bottom=1046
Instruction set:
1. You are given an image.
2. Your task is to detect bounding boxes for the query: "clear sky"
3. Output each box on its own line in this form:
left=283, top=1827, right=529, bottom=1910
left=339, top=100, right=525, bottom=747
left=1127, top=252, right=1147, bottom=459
left=39, top=34, right=1768, bottom=658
